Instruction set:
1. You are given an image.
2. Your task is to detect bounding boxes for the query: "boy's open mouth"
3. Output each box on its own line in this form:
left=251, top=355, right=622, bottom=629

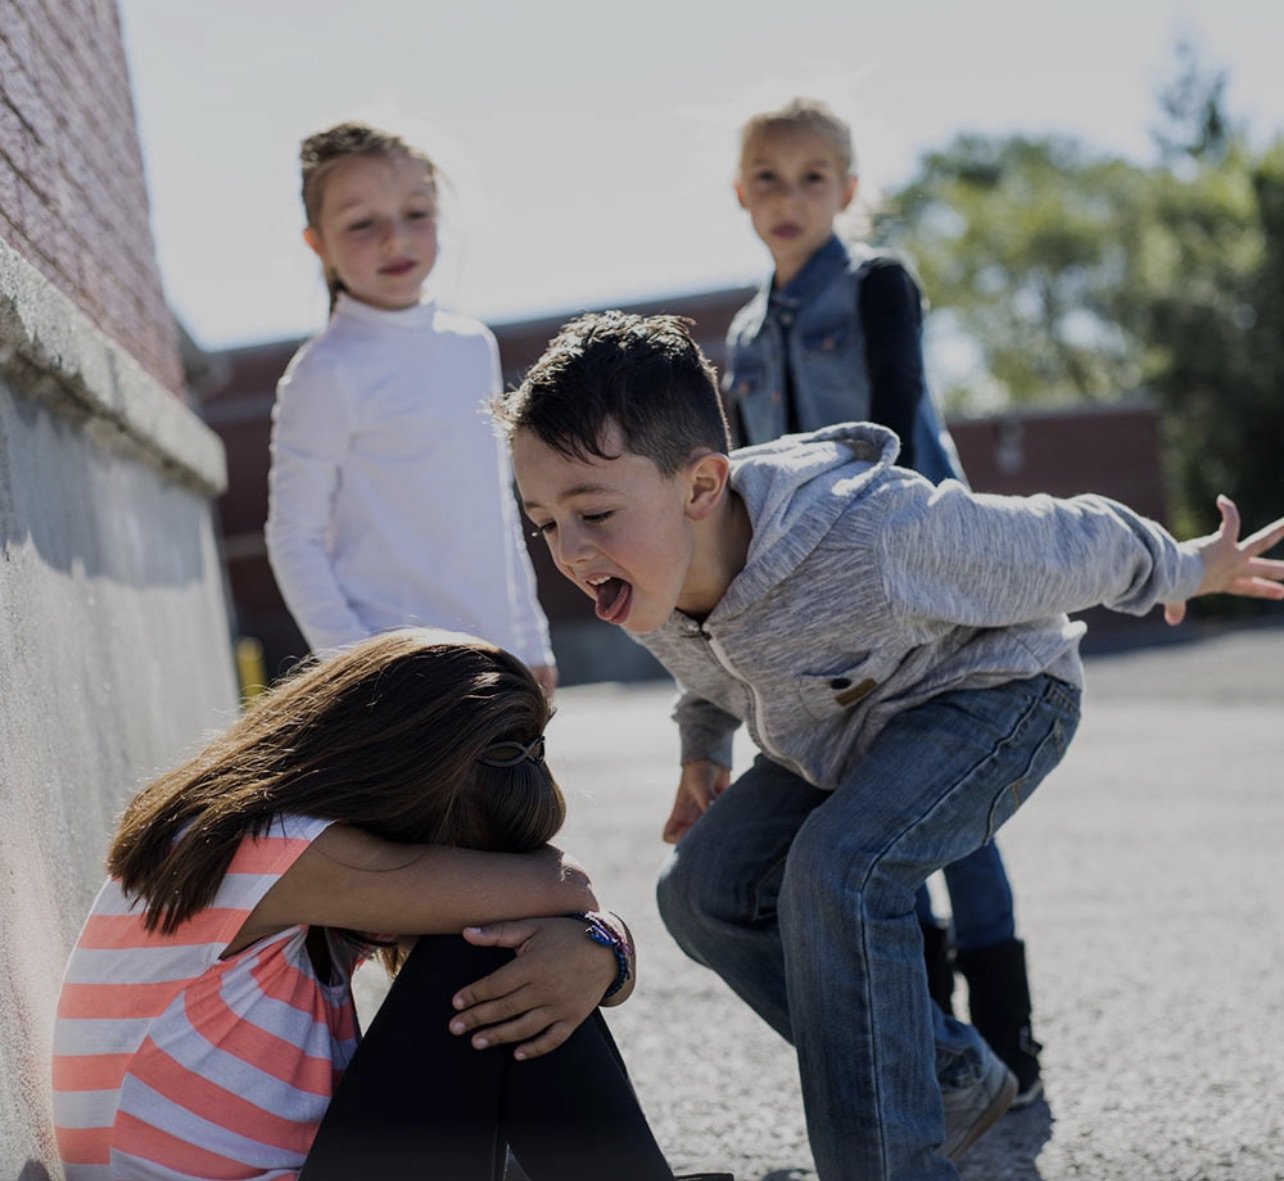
left=589, top=576, right=632, bottom=624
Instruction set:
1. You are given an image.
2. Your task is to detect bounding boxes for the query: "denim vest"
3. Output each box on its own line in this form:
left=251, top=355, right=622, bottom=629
left=723, top=238, right=964, bottom=485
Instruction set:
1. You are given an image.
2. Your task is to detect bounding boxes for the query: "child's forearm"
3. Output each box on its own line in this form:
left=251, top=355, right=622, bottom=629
left=510, top=845, right=599, bottom=918
left=246, top=828, right=597, bottom=939
left=398, top=844, right=599, bottom=930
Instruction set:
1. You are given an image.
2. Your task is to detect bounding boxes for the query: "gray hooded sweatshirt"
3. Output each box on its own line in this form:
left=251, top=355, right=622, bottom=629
left=638, top=422, right=1205, bottom=789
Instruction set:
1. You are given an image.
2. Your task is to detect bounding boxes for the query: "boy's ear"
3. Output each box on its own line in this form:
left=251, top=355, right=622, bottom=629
left=840, top=175, right=858, bottom=211
left=303, top=226, right=326, bottom=261
left=685, top=451, right=732, bottom=522
left=734, top=179, right=749, bottom=210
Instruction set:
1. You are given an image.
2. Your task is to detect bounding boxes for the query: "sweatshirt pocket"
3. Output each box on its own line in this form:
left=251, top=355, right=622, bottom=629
left=796, top=656, right=887, bottom=721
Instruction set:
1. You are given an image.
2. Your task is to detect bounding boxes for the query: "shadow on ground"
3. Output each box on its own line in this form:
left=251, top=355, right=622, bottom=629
left=956, top=1099, right=1052, bottom=1179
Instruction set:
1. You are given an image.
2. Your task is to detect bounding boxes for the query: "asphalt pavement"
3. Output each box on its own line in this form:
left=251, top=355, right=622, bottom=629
left=357, top=618, right=1284, bottom=1180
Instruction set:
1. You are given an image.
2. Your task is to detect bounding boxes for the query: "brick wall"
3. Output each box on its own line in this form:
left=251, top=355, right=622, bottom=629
left=0, top=0, right=182, bottom=392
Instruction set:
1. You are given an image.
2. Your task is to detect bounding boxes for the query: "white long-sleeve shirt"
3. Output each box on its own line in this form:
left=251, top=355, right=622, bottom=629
left=265, top=294, right=554, bottom=668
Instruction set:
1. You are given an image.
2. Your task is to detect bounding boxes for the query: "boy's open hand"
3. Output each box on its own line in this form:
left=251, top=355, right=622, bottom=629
left=449, top=916, right=616, bottom=1060
left=663, top=759, right=731, bottom=844
left=1166, top=495, right=1284, bottom=625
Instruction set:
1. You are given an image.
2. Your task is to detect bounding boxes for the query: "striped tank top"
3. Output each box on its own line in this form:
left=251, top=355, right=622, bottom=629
left=52, top=814, right=361, bottom=1180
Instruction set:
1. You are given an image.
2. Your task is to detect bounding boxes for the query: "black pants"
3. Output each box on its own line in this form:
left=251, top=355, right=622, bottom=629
left=299, top=935, right=674, bottom=1181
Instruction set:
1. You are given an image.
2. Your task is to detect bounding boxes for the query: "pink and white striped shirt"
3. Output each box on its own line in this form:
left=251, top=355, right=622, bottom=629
left=52, top=815, right=361, bottom=1180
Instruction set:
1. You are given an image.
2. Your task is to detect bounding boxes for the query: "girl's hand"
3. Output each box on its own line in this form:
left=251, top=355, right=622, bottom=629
left=1165, top=496, right=1284, bottom=625
left=662, top=760, right=731, bottom=844
left=448, top=916, right=617, bottom=1060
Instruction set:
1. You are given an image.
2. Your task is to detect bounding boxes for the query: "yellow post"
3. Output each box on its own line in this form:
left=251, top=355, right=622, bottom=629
left=235, top=636, right=268, bottom=702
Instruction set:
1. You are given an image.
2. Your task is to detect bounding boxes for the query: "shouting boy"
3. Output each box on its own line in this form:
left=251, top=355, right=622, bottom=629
left=494, top=311, right=1284, bottom=1181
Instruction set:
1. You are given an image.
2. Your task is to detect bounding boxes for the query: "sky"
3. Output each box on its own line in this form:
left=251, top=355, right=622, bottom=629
left=118, top=0, right=1284, bottom=352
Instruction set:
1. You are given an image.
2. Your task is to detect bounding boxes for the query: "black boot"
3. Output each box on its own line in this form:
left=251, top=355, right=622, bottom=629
left=920, top=919, right=955, bottom=1017
left=955, top=938, right=1042, bottom=1108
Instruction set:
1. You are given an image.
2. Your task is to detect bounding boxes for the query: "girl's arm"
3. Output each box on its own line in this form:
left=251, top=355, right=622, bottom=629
left=229, top=825, right=597, bottom=952
left=231, top=826, right=631, bottom=1062
left=861, top=260, right=927, bottom=473
left=265, top=356, right=368, bottom=652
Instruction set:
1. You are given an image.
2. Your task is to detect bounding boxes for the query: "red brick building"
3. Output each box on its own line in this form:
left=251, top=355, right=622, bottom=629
left=0, top=0, right=182, bottom=391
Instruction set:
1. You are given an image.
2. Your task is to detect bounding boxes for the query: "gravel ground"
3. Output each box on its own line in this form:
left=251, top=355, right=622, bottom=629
left=356, top=619, right=1284, bottom=1180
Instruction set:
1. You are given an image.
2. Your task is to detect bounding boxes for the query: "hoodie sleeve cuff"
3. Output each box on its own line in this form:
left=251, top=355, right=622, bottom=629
left=673, top=691, right=739, bottom=769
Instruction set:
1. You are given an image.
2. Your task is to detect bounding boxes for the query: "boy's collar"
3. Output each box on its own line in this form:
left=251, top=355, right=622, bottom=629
left=674, top=486, right=752, bottom=628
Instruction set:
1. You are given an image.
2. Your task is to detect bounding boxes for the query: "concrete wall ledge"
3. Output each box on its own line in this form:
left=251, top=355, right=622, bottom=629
left=0, top=238, right=225, bottom=497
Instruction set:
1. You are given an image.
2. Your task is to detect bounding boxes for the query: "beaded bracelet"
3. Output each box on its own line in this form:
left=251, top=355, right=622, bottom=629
left=570, top=911, right=633, bottom=1001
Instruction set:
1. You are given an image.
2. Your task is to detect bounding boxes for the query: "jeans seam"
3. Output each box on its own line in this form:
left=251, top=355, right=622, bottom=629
left=844, top=852, right=891, bottom=1179
left=984, top=719, right=1060, bottom=842
left=750, top=852, right=791, bottom=924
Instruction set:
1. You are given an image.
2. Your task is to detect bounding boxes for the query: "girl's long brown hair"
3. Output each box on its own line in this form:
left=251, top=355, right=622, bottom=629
left=109, top=629, right=563, bottom=936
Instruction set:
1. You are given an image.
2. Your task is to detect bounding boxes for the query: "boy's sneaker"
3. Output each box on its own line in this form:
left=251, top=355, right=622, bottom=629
left=941, top=1040, right=1018, bottom=1161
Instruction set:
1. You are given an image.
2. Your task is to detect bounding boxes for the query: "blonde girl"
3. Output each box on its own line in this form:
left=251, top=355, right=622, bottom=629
left=267, top=123, right=556, bottom=695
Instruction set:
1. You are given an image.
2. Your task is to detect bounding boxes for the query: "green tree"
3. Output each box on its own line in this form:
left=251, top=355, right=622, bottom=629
left=882, top=45, right=1284, bottom=541
left=1151, top=37, right=1236, bottom=165
left=884, top=135, right=1146, bottom=410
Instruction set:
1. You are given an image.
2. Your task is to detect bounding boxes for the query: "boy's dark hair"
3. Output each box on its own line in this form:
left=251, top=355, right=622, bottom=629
left=495, top=311, right=731, bottom=475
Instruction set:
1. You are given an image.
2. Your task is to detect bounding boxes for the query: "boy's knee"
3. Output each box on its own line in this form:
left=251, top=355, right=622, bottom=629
left=655, top=843, right=739, bottom=939
left=778, top=824, right=910, bottom=920
left=781, top=821, right=858, bottom=893
left=655, top=849, right=700, bottom=929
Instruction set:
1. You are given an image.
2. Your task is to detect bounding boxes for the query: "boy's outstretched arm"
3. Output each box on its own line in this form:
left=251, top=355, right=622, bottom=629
left=664, top=759, right=732, bottom=844
left=1164, top=496, right=1284, bottom=625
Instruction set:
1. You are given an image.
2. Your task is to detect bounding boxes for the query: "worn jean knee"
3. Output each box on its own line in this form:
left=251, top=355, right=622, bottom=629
left=655, top=847, right=710, bottom=960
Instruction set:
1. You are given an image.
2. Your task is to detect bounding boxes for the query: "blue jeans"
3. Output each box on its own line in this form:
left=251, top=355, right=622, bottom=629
left=914, top=841, right=1015, bottom=950
left=656, top=675, right=1080, bottom=1181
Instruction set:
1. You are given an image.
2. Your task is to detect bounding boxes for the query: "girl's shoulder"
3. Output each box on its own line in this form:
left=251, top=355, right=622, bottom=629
left=427, top=308, right=501, bottom=367
left=199, top=814, right=336, bottom=907
left=429, top=306, right=496, bottom=343
left=849, top=248, right=920, bottom=292
left=280, top=324, right=352, bottom=381
left=275, top=322, right=373, bottom=412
